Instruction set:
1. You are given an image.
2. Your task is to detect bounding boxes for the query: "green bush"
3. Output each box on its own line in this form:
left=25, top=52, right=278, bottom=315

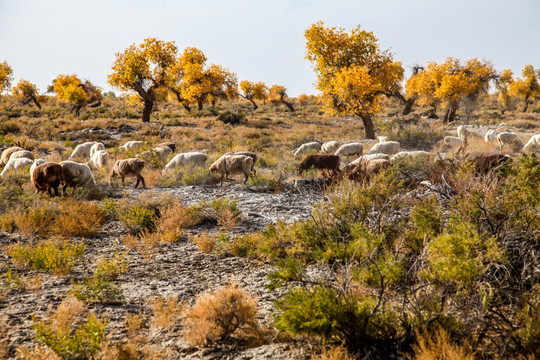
left=70, top=272, right=123, bottom=304
left=118, top=206, right=156, bottom=233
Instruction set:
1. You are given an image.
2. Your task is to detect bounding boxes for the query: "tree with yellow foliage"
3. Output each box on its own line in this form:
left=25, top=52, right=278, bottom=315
left=12, top=79, right=42, bottom=109
left=108, top=37, right=177, bottom=122
left=495, top=69, right=514, bottom=111
left=305, top=21, right=403, bottom=139
left=509, top=65, right=540, bottom=112
left=53, top=74, right=102, bottom=115
left=169, top=47, right=237, bottom=111
left=406, top=57, right=495, bottom=123
left=268, top=85, right=295, bottom=112
left=0, top=61, right=14, bottom=95
left=297, top=93, right=309, bottom=107
left=239, top=80, right=268, bottom=110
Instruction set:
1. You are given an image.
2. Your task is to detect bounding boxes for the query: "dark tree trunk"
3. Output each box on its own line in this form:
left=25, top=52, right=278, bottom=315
left=402, top=97, right=415, bottom=115
left=443, top=102, right=458, bottom=123
left=281, top=98, right=295, bottom=112
left=142, top=100, right=153, bottom=122
left=359, top=114, right=375, bottom=139
left=30, top=96, right=41, bottom=109
left=183, top=103, right=192, bottom=112
left=240, top=94, right=258, bottom=110
left=197, top=99, right=203, bottom=111
left=522, top=95, right=530, bottom=112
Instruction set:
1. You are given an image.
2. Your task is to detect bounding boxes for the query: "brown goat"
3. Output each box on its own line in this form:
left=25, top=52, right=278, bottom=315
left=209, top=155, right=254, bottom=186
left=109, top=158, right=146, bottom=188
left=298, top=154, right=340, bottom=177
left=471, top=154, right=512, bottom=175
left=32, top=162, right=63, bottom=197
left=347, top=159, right=391, bottom=184
left=225, top=151, right=258, bottom=174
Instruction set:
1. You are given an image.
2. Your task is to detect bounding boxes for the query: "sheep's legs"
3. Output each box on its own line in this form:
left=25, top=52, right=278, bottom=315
left=135, top=175, right=146, bottom=189
left=121, top=176, right=125, bottom=187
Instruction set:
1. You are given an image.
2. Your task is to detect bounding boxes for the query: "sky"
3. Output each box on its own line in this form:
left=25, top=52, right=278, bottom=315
left=1, top=0, right=539, bottom=97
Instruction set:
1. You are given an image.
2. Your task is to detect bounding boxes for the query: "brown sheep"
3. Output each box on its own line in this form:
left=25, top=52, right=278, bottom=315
left=32, top=162, right=63, bottom=197
left=225, top=151, right=258, bottom=174
left=470, top=154, right=512, bottom=175
left=209, top=155, right=254, bottom=186
left=297, top=154, right=340, bottom=177
left=109, top=158, right=146, bottom=188
left=156, top=142, right=176, bottom=152
left=0, top=146, right=24, bottom=167
left=347, top=159, right=391, bottom=184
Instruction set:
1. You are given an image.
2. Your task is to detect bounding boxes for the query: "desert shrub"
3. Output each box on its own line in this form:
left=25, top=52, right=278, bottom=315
left=0, top=120, right=21, bottom=134
left=118, top=206, right=156, bottom=234
left=311, top=345, right=355, bottom=360
left=157, top=201, right=200, bottom=242
left=70, top=271, right=123, bottom=304
left=216, top=111, right=245, bottom=125
left=183, top=282, right=261, bottom=346
left=149, top=296, right=184, bottom=331
left=95, top=251, right=129, bottom=280
left=190, top=231, right=217, bottom=254
left=1, top=268, right=27, bottom=290
left=513, top=284, right=540, bottom=357
left=32, top=297, right=108, bottom=360
left=6, top=240, right=86, bottom=275
left=409, top=327, right=474, bottom=360
left=99, top=198, right=117, bottom=219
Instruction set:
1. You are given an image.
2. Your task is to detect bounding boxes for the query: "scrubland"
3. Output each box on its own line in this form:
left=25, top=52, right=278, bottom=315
left=0, top=94, right=539, bottom=359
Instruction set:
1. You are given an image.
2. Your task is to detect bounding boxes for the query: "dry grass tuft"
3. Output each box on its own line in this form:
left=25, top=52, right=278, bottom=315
left=121, top=233, right=138, bottom=250
left=136, top=230, right=161, bottom=260
left=16, top=344, right=62, bottom=360
left=51, top=296, right=86, bottom=332
left=311, top=345, right=355, bottom=360
left=410, top=328, right=474, bottom=360
left=182, top=281, right=262, bottom=346
left=149, top=295, right=184, bottom=331
left=217, top=207, right=242, bottom=231
left=190, top=231, right=216, bottom=254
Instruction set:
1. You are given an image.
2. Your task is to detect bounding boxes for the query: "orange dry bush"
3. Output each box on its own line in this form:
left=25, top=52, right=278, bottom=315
left=136, top=230, right=161, bottom=260
left=183, top=282, right=260, bottom=346
left=150, top=296, right=184, bottom=331
left=410, top=328, right=474, bottom=360
left=158, top=201, right=200, bottom=243
left=311, top=345, right=355, bottom=360
left=190, top=231, right=216, bottom=254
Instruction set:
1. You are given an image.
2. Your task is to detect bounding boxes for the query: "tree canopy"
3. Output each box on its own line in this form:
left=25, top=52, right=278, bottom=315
left=509, top=65, right=540, bottom=112
left=0, top=61, right=14, bottom=95
left=53, top=74, right=102, bottom=115
left=12, top=79, right=42, bottom=109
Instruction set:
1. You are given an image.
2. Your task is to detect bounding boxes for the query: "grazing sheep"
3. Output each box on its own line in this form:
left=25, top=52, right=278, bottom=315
left=297, top=154, right=340, bottom=177
left=209, top=154, right=254, bottom=186
left=391, top=151, right=431, bottom=161
left=69, top=142, right=96, bottom=160
left=156, top=142, right=176, bottom=152
left=522, top=134, right=540, bottom=153
left=349, top=153, right=390, bottom=169
left=368, top=141, right=400, bottom=155
left=0, top=158, right=34, bottom=176
left=32, top=162, right=63, bottom=197
left=225, top=151, right=258, bottom=174
left=377, top=136, right=389, bottom=142
left=87, top=150, right=109, bottom=170
left=347, top=159, right=391, bottom=183
left=89, top=142, right=106, bottom=158
left=119, top=141, right=144, bottom=152
left=294, top=142, right=322, bottom=156
left=30, top=159, right=46, bottom=176
left=471, top=154, right=512, bottom=175
left=484, top=129, right=497, bottom=143
left=109, top=158, right=146, bottom=188
left=9, top=150, right=34, bottom=162
left=497, top=132, right=524, bottom=152
left=59, top=161, right=96, bottom=193
left=444, top=136, right=464, bottom=147
left=162, top=152, right=208, bottom=173
left=335, top=143, right=363, bottom=162
left=137, top=146, right=173, bottom=161
left=0, top=146, right=23, bottom=166
left=321, top=141, right=342, bottom=154
left=457, top=125, right=471, bottom=143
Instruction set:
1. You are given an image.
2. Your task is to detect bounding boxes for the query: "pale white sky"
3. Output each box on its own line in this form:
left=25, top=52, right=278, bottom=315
left=1, top=0, right=539, bottom=96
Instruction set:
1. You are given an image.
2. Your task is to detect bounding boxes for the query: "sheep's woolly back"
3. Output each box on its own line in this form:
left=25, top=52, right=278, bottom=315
left=60, top=160, right=96, bottom=187
left=0, top=146, right=23, bottom=166
left=321, top=141, right=341, bottom=154
left=32, top=162, right=63, bottom=193
left=347, top=159, right=391, bottom=183
left=485, top=129, right=497, bottom=143
left=163, top=152, right=207, bottom=171
left=0, top=158, right=34, bottom=176
left=444, top=136, right=464, bottom=147
left=209, top=155, right=253, bottom=175
left=70, top=142, right=96, bottom=159
left=90, top=142, right=106, bottom=158
left=368, top=141, right=400, bottom=155
left=111, top=158, right=145, bottom=178
left=335, top=143, right=363, bottom=157
left=294, top=142, right=322, bottom=156
left=298, top=154, right=340, bottom=174
left=523, top=134, right=540, bottom=152
left=497, top=132, right=524, bottom=150
left=156, top=142, right=176, bottom=152
left=391, top=151, right=431, bottom=161
left=88, top=150, right=109, bottom=169
left=9, top=150, right=34, bottom=161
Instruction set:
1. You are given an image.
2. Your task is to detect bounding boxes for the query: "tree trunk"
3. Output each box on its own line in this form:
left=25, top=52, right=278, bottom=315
left=402, top=97, right=415, bottom=115
left=142, top=100, right=153, bottom=122
left=183, top=103, right=192, bottom=112
left=197, top=99, right=203, bottom=111
left=523, top=95, right=530, bottom=112
left=30, top=96, right=42, bottom=109
left=281, top=99, right=295, bottom=112
left=442, top=102, right=458, bottom=123
left=359, top=114, right=375, bottom=139
left=240, top=94, right=258, bottom=110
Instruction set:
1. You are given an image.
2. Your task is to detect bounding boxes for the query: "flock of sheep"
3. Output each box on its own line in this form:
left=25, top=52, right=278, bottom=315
left=0, top=125, right=539, bottom=196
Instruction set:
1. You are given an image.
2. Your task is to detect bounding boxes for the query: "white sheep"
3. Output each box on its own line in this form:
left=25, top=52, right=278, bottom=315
left=137, top=146, right=173, bottom=161
left=0, top=158, right=33, bottom=176
left=162, top=152, right=208, bottom=173
left=69, top=142, right=96, bottom=160
left=30, top=159, right=46, bottom=177
left=350, top=153, right=390, bottom=167
left=457, top=125, right=471, bottom=143
left=443, top=136, right=464, bottom=147
left=89, top=142, right=106, bottom=158
left=9, top=150, right=34, bottom=161
left=368, top=141, right=400, bottom=155
left=119, top=141, right=144, bottom=152
left=294, top=142, right=322, bottom=156
left=59, top=160, right=96, bottom=192
left=523, top=134, right=540, bottom=153
left=0, top=146, right=23, bottom=166
left=484, top=129, right=497, bottom=143
left=390, top=151, right=431, bottom=161
left=87, top=150, right=109, bottom=170
left=321, top=141, right=342, bottom=154
left=209, top=154, right=254, bottom=186
left=335, top=143, right=363, bottom=162
left=497, top=132, right=524, bottom=152
left=377, top=136, right=389, bottom=142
